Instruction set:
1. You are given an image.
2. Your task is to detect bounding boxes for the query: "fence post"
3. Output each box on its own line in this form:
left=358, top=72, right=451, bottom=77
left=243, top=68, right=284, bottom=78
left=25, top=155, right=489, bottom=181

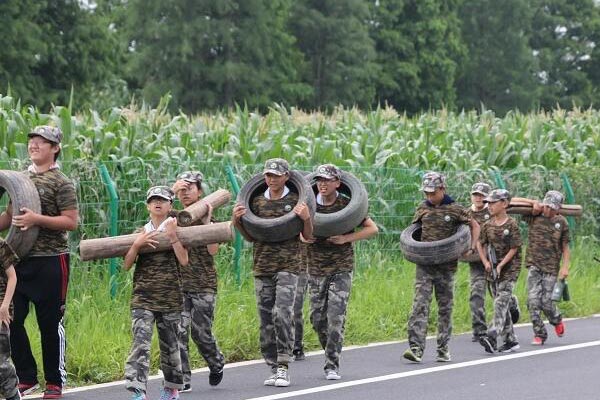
left=560, top=172, right=576, bottom=233
left=98, top=163, right=119, bottom=298
left=225, top=164, right=243, bottom=286
left=491, top=168, right=507, bottom=189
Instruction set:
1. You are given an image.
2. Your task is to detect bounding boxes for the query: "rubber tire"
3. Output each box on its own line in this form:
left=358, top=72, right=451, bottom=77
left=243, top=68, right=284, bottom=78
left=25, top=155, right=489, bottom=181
left=459, top=250, right=481, bottom=263
left=237, top=170, right=316, bottom=243
left=305, top=170, right=369, bottom=237
left=0, top=170, right=41, bottom=258
left=400, top=223, right=471, bottom=265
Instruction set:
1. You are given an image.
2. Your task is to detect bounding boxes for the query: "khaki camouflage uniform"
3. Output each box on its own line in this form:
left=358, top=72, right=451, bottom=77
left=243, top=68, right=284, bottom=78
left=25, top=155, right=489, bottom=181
left=307, top=195, right=357, bottom=373
left=125, top=243, right=184, bottom=393
left=467, top=207, right=491, bottom=338
left=293, top=244, right=309, bottom=356
left=251, top=192, right=300, bottom=368
left=524, top=214, right=569, bottom=340
left=479, top=217, right=522, bottom=343
left=408, top=199, right=470, bottom=353
left=0, top=241, right=19, bottom=399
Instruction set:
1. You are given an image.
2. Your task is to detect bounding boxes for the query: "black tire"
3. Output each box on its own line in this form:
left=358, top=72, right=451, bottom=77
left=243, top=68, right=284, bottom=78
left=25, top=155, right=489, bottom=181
left=459, top=250, right=481, bottom=263
left=237, top=170, right=316, bottom=242
left=400, top=223, right=471, bottom=265
left=305, top=170, right=369, bottom=237
left=0, top=170, right=41, bottom=258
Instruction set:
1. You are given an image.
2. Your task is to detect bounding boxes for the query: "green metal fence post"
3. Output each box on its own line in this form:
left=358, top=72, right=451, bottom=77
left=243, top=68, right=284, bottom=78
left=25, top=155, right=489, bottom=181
left=491, top=168, right=507, bottom=189
left=560, top=172, right=576, bottom=233
left=225, top=164, right=243, bottom=286
left=99, top=163, right=119, bottom=298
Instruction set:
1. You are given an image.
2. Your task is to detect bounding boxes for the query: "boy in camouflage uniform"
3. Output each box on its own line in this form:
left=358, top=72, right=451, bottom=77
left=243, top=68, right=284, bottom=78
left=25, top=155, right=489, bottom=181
left=304, top=164, right=378, bottom=380
left=477, top=189, right=522, bottom=354
left=172, top=171, right=225, bottom=391
left=403, top=172, right=478, bottom=363
left=515, top=191, right=569, bottom=345
left=123, top=186, right=189, bottom=400
left=0, top=126, right=78, bottom=399
left=0, top=241, right=20, bottom=400
left=232, top=158, right=313, bottom=387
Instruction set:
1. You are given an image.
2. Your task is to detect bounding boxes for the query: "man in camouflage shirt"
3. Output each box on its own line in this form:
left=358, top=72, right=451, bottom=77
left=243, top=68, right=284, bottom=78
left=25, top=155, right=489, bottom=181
left=403, top=172, right=479, bottom=363
left=0, top=241, right=19, bottom=400
left=0, top=126, right=78, bottom=399
left=123, top=186, right=189, bottom=400
left=515, top=191, right=570, bottom=345
left=232, top=158, right=313, bottom=388
left=304, top=164, right=378, bottom=380
left=172, top=171, right=225, bottom=391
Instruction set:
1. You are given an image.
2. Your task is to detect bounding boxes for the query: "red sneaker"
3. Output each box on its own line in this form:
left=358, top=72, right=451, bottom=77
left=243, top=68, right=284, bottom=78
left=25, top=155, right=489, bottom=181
left=531, top=336, right=545, bottom=345
left=554, top=322, right=565, bottom=337
left=18, top=382, right=40, bottom=396
left=42, top=384, right=62, bottom=399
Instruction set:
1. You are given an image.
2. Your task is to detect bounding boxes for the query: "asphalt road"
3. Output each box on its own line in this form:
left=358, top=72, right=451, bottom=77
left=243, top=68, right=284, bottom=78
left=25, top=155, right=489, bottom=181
left=24, top=315, right=600, bottom=400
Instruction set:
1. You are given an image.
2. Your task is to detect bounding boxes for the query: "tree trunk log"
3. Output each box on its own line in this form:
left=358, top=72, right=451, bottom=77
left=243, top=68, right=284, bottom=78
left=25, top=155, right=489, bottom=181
left=177, top=189, right=232, bottom=226
left=80, top=221, right=233, bottom=261
left=508, top=201, right=582, bottom=216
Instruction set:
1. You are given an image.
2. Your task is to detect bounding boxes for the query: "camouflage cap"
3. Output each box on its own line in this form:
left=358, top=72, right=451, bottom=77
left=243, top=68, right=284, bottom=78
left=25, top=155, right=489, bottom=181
left=177, top=170, right=203, bottom=183
left=542, top=190, right=564, bottom=210
left=28, top=125, right=62, bottom=144
left=421, top=171, right=445, bottom=193
left=484, top=188, right=511, bottom=203
left=471, top=182, right=492, bottom=196
left=263, top=158, right=289, bottom=176
left=315, top=164, right=341, bottom=180
left=146, top=186, right=174, bottom=202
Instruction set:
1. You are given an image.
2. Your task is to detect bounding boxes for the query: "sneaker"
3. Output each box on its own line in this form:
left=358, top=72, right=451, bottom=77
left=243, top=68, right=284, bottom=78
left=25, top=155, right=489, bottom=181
left=159, top=387, right=179, bottom=400
left=274, top=366, right=290, bottom=387
left=129, top=389, right=147, bottom=400
left=18, top=382, right=40, bottom=396
left=479, top=335, right=497, bottom=354
left=180, top=384, right=192, bottom=393
left=6, top=391, right=21, bottom=400
left=264, top=369, right=278, bottom=386
left=293, top=349, right=306, bottom=361
left=531, top=336, right=545, bottom=345
left=509, top=295, right=520, bottom=324
left=209, top=368, right=223, bottom=386
left=402, top=346, right=423, bottom=363
left=436, top=346, right=451, bottom=362
left=42, top=384, right=62, bottom=399
left=325, top=370, right=342, bottom=380
left=498, top=341, right=520, bottom=353
left=554, top=321, right=565, bottom=337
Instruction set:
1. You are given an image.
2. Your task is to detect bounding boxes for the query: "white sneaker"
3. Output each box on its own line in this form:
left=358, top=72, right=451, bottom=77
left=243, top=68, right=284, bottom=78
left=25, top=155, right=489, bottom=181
left=325, top=370, right=342, bottom=380
left=264, top=372, right=277, bottom=386
left=274, top=366, right=290, bottom=387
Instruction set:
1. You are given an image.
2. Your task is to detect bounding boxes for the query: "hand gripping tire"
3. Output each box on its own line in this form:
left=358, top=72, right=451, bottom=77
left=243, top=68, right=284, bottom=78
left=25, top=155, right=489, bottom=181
left=0, top=170, right=41, bottom=258
left=305, top=170, right=369, bottom=237
left=400, top=223, right=471, bottom=265
left=237, top=170, right=316, bottom=242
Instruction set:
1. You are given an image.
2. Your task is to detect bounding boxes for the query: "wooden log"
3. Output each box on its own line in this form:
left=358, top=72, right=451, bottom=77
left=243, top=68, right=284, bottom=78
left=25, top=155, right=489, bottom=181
left=177, top=189, right=232, bottom=226
left=80, top=221, right=233, bottom=261
left=507, top=201, right=582, bottom=216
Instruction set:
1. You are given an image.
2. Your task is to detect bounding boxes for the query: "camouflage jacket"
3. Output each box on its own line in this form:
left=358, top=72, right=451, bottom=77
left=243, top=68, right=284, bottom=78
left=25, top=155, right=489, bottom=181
left=479, top=217, right=522, bottom=281
left=524, top=214, right=569, bottom=274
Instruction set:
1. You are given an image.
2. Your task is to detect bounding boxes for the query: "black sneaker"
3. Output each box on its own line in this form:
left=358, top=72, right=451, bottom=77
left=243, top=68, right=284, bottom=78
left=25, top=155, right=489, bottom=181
left=479, top=335, right=497, bottom=354
left=293, top=349, right=306, bottom=361
left=209, top=368, right=223, bottom=386
left=180, top=383, right=192, bottom=393
left=509, top=295, right=520, bottom=324
left=498, top=341, right=520, bottom=353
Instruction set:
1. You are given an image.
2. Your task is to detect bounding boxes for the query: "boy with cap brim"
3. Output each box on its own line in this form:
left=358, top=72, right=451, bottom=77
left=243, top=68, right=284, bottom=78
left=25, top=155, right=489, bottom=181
left=477, top=189, right=522, bottom=354
left=303, top=164, right=378, bottom=380
left=232, top=158, right=313, bottom=388
left=512, top=191, right=570, bottom=345
left=0, top=125, right=78, bottom=399
left=123, top=186, right=189, bottom=400
left=0, top=241, right=20, bottom=400
left=403, top=172, right=479, bottom=363
left=172, top=171, right=225, bottom=390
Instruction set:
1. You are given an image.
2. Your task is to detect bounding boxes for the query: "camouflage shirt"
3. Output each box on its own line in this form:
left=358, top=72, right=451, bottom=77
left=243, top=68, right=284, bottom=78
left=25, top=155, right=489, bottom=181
left=524, top=214, right=569, bottom=274
left=250, top=192, right=301, bottom=276
left=25, top=169, right=78, bottom=256
left=467, top=207, right=491, bottom=226
left=412, top=197, right=471, bottom=270
left=479, top=217, right=522, bottom=281
left=0, top=240, right=18, bottom=317
left=308, top=196, right=355, bottom=276
left=130, top=228, right=183, bottom=312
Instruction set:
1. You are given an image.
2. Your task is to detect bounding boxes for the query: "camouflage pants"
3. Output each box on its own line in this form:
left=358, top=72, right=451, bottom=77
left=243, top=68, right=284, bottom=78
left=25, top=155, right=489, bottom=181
left=0, top=326, right=19, bottom=399
left=255, top=272, right=298, bottom=368
left=293, top=271, right=308, bottom=353
left=407, top=265, right=454, bottom=351
left=527, top=267, right=562, bottom=339
left=179, top=291, right=225, bottom=384
left=308, top=271, right=352, bottom=372
left=125, top=309, right=183, bottom=393
left=469, top=262, right=488, bottom=337
left=487, top=280, right=517, bottom=343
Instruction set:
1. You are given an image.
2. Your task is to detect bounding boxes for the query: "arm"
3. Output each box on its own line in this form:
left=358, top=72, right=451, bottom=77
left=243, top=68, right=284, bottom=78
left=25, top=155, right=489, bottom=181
left=559, top=242, right=570, bottom=279
left=496, top=247, right=518, bottom=275
left=469, top=219, right=480, bottom=251
left=231, top=203, right=255, bottom=242
left=0, top=266, right=16, bottom=327
left=165, top=218, right=189, bottom=267
left=327, top=217, right=378, bottom=245
left=477, top=241, right=492, bottom=272
left=12, top=208, right=78, bottom=231
left=293, top=202, right=313, bottom=240
left=123, top=230, right=159, bottom=271
left=0, top=203, right=13, bottom=231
